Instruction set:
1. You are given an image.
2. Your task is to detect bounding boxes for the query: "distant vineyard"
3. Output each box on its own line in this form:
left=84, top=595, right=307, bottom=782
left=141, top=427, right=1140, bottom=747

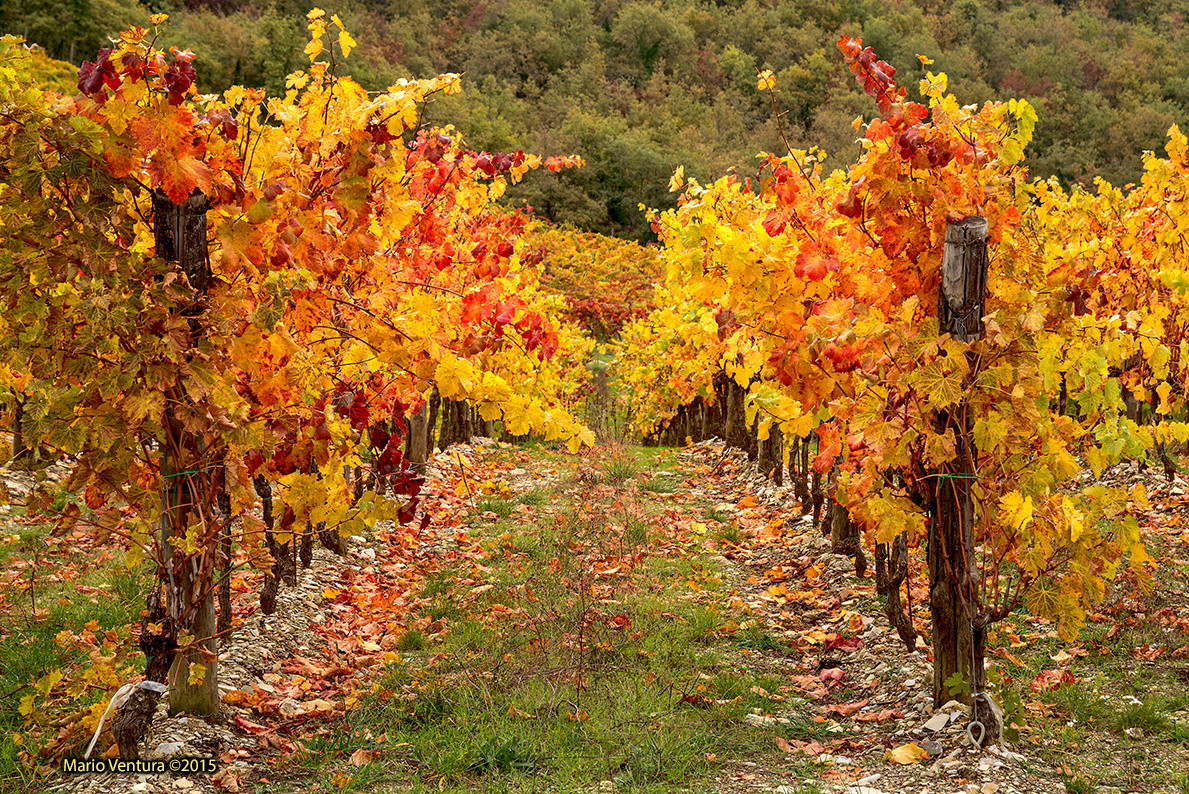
left=524, top=224, right=662, bottom=341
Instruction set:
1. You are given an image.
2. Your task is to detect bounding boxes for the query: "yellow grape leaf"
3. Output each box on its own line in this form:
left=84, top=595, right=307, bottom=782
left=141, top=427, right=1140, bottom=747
left=1025, top=583, right=1059, bottom=620
left=919, top=70, right=947, bottom=98
left=187, top=662, right=206, bottom=687
left=924, top=428, right=956, bottom=465
left=918, top=360, right=963, bottom=409
left=305, top=37, right=324, bottom=60
left=1157, top=380, right=1172, bottom=413
left=1130, top=483, right=1149, bottom=511
left=972, top=411, right=1007, bottom=454
left=1062, top=496, right=1085, bottom=543
left=756, top=70, right=775, bottom=91
left=669, top=165, right=685, bottom=193
left=1151, top=343, right=1172, bottom=375
left=338, top=30, right=356, bottom=59
left=998, top=492, right=1032, bottom=532
left=126, top=540, right=143, bottom=569
left=885, top=743, right=930, bottom=764
left=34, top=670, right=63, bottom=697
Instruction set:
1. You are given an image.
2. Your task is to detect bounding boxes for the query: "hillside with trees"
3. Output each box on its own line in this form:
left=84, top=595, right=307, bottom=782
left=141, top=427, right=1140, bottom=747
left=5, top=0, right=1189, bottom=240
left=7, top=5, right=1189, bottom=791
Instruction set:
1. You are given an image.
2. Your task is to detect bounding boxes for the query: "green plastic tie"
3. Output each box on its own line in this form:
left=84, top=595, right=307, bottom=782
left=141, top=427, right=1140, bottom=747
left=163, top=468, right=208, bottom=478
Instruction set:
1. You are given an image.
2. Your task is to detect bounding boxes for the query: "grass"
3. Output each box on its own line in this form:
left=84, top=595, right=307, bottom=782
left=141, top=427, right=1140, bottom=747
left=640, top=475, right=678, bottom=494
left=0, top=509, right=152, bottom=789
left=599, top=446, right=641, bottom=483
left=1060, top=768, right=1099, bottom=794
left=292, top=447, right=794, bottom=793
left=476, top=496, right=515, bottom=519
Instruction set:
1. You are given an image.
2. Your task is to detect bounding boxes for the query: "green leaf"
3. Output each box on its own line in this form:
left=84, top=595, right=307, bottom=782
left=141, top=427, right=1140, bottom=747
left=943, top=670, right=970, bottom=698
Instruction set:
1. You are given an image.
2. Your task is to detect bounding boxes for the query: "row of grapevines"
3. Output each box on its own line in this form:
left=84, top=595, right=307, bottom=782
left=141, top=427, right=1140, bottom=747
left=522, top=222, right=661, bottom=341
left=618, top=39, right=1189, bottom=716
left=0, top=12, right=593, bottom=761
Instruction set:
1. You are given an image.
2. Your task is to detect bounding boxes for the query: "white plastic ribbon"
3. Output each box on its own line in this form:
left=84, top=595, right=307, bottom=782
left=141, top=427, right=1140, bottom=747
left=83, top=682, right=137, bottom=759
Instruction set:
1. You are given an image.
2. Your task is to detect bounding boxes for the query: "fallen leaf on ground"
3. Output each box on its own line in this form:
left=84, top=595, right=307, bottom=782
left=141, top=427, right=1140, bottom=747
left=826, top=699, right=869, bottom=717
left=1029, top=668, right=1077, bottom=693
left=211, top=768, right=240, bottom=792
left=885, top=742, right=930, bottom=764
left=348, top=748, right=377, bottom=766
left=233, top=715, right=269, bottom=735
left=819, top=667, right=844, bottom=684
left=1132, top=643, right=1165, bottom=661
left=853, top=709, right=900, bottom=723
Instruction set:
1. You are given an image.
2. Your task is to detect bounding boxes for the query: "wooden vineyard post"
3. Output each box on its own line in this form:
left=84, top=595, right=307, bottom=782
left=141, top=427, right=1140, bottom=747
left=928, top=216, right=1001, bottom=744
left=409, top=399, right=429, bottom=467
left=159, top=189, right=220, bottom=717
left=113, top=189, right=214, bottom=755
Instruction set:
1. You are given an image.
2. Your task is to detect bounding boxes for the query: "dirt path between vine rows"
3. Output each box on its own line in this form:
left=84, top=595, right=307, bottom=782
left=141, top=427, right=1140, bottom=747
left=41, top=439, right=1189, bottom=794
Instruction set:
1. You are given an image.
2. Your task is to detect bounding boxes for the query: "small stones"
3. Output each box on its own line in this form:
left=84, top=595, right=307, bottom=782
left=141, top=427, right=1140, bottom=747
left=743, top=713, right=789, bottom=728
left=152, top=741, right=184, bottom=756
left=918, top=741, right=944, bottom=757
left=924, top=712, right=950, bottom=731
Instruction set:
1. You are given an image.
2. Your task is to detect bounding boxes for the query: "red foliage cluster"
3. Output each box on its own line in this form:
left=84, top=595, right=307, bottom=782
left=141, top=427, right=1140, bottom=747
left=563, top=298, right=649, bottom=342
left=79, top=44, right=209, bottom=111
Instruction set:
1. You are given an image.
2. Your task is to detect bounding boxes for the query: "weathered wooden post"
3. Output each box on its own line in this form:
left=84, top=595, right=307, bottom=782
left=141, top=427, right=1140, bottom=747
left=158, top=189, right=220, bottom=717
left=409, top=399, right=429, bottom=467
left=113, top=189, right=214, bottom=756
left=929, top=216, right=1000, bottom=743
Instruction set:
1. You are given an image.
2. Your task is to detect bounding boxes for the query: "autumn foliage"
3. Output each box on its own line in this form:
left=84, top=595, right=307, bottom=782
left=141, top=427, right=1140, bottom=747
left=8, top=8, right=1189, bottom=769
left=615, top=35, right=1189, bottom=708
left=0, top=13, right=594, bottom=757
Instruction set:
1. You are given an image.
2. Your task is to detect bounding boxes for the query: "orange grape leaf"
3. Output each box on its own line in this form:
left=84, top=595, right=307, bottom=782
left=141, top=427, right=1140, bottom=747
left=149, top=152, right=213, bottom=204
left=826, top=698, right=869, bottom=717
left=885, top=742, right=930, bottom=764
left=1029, top=668, right=1077, bottom=693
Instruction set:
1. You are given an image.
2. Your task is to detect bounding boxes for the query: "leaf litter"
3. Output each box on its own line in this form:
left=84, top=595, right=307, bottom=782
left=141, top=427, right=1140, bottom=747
left=15, top=440, right=1189, bottom=793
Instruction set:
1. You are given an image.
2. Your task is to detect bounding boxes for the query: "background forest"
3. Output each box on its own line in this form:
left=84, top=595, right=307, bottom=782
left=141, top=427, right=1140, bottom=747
left=5, top=0, right=1189, bottom=239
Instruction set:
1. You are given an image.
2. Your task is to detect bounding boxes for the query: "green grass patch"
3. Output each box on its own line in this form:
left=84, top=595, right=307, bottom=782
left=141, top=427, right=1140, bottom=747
left=304, top=483, right=787, bottom=792
left=0, top=526, right=151, bottom=789
left=517, top=489, right=548, bottom=507
left=476, top=496, right=515, bottom=519
left=600, top=447, right=641, bottom=484
left=640, top=475, right=678, bottom=494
